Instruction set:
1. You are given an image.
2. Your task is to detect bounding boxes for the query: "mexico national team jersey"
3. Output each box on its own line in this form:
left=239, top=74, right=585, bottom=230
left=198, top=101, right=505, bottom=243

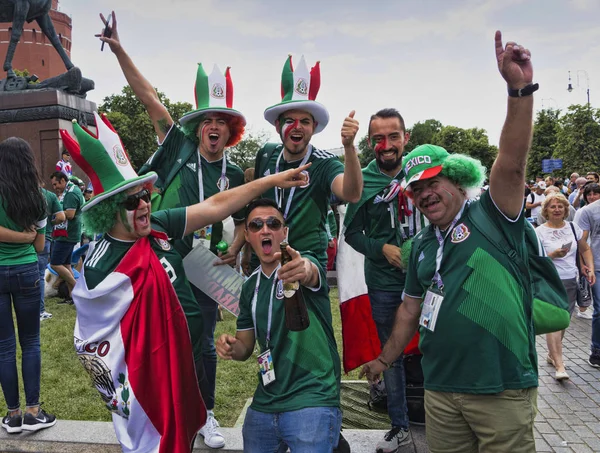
left=237, top=254, right=340, bottom=413
left=404, top=190, right=537, bottom=393
left=83, top=208, right=204, bottom=363
left=141, top=126, right=245, bottom=257
left=254, top=144, right=344, bottom=268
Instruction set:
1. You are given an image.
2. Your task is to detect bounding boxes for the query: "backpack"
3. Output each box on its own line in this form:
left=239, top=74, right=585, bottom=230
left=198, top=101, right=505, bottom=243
left=524, top=192, right=535, bottom=217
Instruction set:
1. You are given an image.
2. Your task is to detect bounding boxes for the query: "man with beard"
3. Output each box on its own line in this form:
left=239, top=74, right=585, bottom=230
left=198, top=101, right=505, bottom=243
left=252, top=55, right=363, bottom=271
left=361, top=32, right=540, bottom=453
left=98, top=12, right=246, bottom=448
left=345, top=108, right=423, bottom=452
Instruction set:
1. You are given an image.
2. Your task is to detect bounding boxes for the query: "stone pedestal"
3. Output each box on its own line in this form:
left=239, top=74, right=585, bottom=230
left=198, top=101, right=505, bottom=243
left=0, top=89, right=96, bottom=183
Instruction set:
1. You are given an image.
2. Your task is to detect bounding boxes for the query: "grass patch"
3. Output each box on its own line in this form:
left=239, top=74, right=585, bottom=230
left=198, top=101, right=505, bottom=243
left=1, top=287, right=365, bottom=426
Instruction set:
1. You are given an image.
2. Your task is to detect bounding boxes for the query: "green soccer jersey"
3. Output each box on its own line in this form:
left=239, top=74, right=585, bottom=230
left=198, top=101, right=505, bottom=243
left=141, top=126, right=245, bottom=257
left=42, top=188, right=62, bottom=242
left=0, top=196, right=46, bottom=266
left=345, top=191, right=406, bottom=292
left=237, top=254, right=341, bottom=413
left=56, top=184, right=84, bottom=243
left=254, top=144, right=344, bottom=269
left=83, top=208, right=204, bottom=362
left=404, top=190, right=537, bottom=393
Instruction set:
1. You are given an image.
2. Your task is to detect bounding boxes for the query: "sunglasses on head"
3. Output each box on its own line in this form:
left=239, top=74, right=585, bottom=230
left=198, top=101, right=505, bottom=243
left=121, top=188, right=151, bottom=211
left=247, top=216, right=284, bottom=233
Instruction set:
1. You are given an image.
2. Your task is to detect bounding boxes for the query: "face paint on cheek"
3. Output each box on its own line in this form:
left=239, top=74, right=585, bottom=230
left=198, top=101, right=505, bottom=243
left=282, top=119, right=300, bottom=141
left=201, top=124, right=209, bottom=145
left=374, top=137, right=388, bottom=155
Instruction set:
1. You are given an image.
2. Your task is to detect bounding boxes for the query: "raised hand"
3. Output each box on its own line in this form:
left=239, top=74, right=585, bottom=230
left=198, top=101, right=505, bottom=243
left=276, top=246, right=312, bottom=284
left=495, top=30, right=533, bottom=89
left=95, top=11, right=121, bottom=53
left=341, top=110, right=359, bottom=148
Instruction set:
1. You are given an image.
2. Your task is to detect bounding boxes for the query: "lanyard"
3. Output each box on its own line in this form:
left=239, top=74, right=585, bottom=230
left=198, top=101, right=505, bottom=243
left=432, top=201, right=467, bottom=289
left=251, top=265, right=279, bottom=349
left=274, top=145, right=312, bottom=220
left=197, top=150, right=228, bottom=202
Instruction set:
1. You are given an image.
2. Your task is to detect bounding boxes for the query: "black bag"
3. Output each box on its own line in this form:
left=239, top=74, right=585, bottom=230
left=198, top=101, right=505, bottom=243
left=569, top=222, right=592, bottom=306
left=404, top=354, right=425, bottom=425
left=367, top=380, right=387, bottom=413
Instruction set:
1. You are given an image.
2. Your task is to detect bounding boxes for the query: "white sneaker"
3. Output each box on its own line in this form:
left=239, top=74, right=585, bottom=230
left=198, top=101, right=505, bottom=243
left=40, top=311, right=53, bottom=320
left=199, top=411, right=225, bottom=449
left=577, top=310, right=593, bottom=320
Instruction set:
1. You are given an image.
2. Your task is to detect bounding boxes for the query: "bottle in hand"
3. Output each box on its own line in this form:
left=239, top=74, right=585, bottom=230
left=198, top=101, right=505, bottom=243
left=280, top=240, right=310, bottom=331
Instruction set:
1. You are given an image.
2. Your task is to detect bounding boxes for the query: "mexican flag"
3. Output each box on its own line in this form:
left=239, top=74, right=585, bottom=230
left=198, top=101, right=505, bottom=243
left=73, top=232, right=205, bottom=453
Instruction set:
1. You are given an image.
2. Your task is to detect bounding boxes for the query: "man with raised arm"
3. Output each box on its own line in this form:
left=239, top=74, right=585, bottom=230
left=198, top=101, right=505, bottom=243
left=360, top=32, right=539, bottom=453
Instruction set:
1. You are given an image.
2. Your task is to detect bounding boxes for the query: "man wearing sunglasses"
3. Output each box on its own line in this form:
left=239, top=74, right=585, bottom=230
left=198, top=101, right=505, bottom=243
left=216, top=198, right=342, bottom=452
left=97, top=13, right=250, bottom=447
left=61, top=113, right=309, bottom=453
left=251, top=55, right=363, bottom=272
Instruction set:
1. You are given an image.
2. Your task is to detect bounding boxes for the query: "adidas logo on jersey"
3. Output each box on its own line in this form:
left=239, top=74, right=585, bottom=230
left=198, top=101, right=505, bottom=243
left=176, top=158, right=182, bottom=164
left=186, top=163, right=197, bottom=172
left=264, top=169, right=271, bottom=176
left=418, top=251, right=425, bottom=262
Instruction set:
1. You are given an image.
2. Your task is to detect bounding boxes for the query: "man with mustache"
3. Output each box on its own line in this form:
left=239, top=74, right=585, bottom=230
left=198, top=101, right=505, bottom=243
left=252, top=55, right=363, bottom=272
left=361, top=32, right=540, bottom=453
left=98, top=12, right=247, bottom=449
left=344, top=108, right=425, bottom=452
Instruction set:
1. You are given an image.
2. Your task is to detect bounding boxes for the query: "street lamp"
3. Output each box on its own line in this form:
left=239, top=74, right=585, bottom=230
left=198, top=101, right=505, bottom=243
left=567, top=69, right=590, bottom=105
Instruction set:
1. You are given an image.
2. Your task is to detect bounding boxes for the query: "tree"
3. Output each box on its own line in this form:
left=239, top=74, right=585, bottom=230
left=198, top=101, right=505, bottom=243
left=527, top=108, right=560, bottom=180
left=227, top=131, right=269, bottom=171
left=406, top=119, right=442, bottom=152
left=98, top=86, right=192, bottom=170
left=357, top=135, right=374, bottom=167
left=432, top=126, right=498, bottom=172
left=554, top=104, right=600, bottom=175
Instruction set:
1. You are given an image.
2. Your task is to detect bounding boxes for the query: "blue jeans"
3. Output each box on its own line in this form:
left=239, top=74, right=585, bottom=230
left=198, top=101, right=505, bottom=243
left=37, top=240, right=51, bottom=313
left=192, top=285, right=218, bottom=410
left=590, top=271, right=600, bottom=353
left=368, top=288, right=410, bottom=429
left=0, top=263, right=42, bottom=410
left=243, top=406, right=342, bottom=453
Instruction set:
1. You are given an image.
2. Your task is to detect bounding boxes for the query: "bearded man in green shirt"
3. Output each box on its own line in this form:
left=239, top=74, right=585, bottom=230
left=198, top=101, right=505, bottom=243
left=361, top=32, right=540, bottom=453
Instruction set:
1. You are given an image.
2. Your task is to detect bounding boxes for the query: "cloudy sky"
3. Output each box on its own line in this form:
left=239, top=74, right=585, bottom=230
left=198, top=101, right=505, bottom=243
left=58, top=0, right=599, bottom=151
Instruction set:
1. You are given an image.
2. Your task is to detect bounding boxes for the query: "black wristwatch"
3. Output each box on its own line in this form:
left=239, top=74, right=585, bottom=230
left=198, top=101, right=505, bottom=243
left=507, top=83, right=539, bottom=97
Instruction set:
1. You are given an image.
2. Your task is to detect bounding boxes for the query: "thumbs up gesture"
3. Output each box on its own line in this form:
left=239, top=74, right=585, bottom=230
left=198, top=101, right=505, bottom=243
left=341, top=110, right=359, bottom=148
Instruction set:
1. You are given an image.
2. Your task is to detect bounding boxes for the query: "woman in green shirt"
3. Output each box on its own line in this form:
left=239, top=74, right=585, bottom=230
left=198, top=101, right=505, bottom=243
left=0, top=138, right=56, bottom=434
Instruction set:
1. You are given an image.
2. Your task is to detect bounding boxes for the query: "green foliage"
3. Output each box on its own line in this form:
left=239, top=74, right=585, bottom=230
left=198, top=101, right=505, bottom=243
left=227, top=131, right=269, bottom=171
left=432, top=126, right=498, bottom=172
left=99, top=86, right=192, bottom=170
left=406, top=119, right=442, bottom=152
left=358, top=135, right=374, bottom=167
left=554, top=104, right=600, bottom=175
left=528, top=108, right=560, bottom=179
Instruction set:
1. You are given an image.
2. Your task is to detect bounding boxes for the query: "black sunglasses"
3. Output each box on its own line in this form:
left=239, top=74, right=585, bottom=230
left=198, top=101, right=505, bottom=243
left=121, top=188, right=151, bottom=211
left=247, top=216, right=284, bottom=233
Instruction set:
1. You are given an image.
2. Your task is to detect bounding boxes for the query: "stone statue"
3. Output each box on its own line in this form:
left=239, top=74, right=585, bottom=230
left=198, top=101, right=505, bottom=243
left=0, top=0, right=94, bottom=95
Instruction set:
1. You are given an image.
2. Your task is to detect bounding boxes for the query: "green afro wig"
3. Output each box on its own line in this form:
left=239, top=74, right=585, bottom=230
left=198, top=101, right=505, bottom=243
left=82, top=191, right=126, bottom=236
left=440, top=154, right=487, bottom=192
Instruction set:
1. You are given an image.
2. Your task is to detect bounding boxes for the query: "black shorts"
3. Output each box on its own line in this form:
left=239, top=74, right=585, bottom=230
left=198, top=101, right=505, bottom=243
left=50, top=241, right=76, bottom=266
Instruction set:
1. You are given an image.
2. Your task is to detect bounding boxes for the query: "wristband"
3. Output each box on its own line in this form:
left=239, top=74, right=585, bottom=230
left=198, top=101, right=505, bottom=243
left=507, top=83, right=539, bottom=98
left=377, top=357, right=391, bottom=369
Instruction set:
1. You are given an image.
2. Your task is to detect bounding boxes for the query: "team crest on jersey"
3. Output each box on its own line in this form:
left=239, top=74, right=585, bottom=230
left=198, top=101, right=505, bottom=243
left=451, top=223, right=470, bottom=243
left=299, top=170, right=310, bottom=188
left=211, top=83, right=225, bottom=99
left=154, top=237, right=172, bottom=251
left=217, top=176, right=230, bottom=191
left=295, top=78, right=308, bottom=96
left=113, top=144, right=128, bottom=166
left=276, top=279, right=284, bottom=300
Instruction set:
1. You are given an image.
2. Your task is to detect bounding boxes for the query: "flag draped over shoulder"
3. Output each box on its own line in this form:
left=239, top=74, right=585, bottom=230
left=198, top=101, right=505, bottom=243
left=73, top=232, right=205, bottom=453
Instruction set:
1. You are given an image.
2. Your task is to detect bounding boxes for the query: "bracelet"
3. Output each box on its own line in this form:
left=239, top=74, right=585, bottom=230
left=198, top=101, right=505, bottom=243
left=507, top=83, right=539, bottom=98
left=377, top=357, right=392, bottom=369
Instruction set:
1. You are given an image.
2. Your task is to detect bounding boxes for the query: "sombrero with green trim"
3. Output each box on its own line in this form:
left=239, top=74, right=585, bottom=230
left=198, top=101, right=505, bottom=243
left=264, top=55, right=329, bottom=134
left=179, top=63, right=246, bottom=127
left=59, top=112, right=157, bottom=212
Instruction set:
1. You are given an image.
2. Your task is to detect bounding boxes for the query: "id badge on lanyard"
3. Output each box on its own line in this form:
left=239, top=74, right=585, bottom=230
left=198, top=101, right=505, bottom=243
left=419, top=285, right=444, bottom=332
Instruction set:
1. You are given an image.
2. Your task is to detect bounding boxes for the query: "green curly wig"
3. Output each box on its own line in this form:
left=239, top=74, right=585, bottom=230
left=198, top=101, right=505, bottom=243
left=82, top=191, right=126, bottom=236
left=440, top=154, right=487, bottom=192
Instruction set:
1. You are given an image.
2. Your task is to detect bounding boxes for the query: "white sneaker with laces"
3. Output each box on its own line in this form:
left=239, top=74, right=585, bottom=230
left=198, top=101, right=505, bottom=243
left=577, top=310, right=593, bottom=320
left=199, top=411, right=225, bottom=449
left=40, top=311, right=53, bottom=320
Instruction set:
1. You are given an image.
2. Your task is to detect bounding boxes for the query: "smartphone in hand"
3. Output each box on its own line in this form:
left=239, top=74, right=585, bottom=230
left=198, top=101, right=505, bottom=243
left=561, top=241, right=573, bottom=252
left=101, top=13, right=112, bottom=51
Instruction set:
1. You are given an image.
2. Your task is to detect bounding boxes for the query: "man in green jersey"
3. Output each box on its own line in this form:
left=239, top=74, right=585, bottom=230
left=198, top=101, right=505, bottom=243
left=345, top=108, right=418, bottom=452
left=361, top=32, right=539, bottom=453
left=39, top=188, right=65, bottom=319
left=216, top=198, right=342, bottom=452
left=50, top=171, right=84, bottom=302
left=98, top=13, right=248, bottom=447
left=62, top=113, right=309, bottom=453
left=252, top=55, right=363, bottom=271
